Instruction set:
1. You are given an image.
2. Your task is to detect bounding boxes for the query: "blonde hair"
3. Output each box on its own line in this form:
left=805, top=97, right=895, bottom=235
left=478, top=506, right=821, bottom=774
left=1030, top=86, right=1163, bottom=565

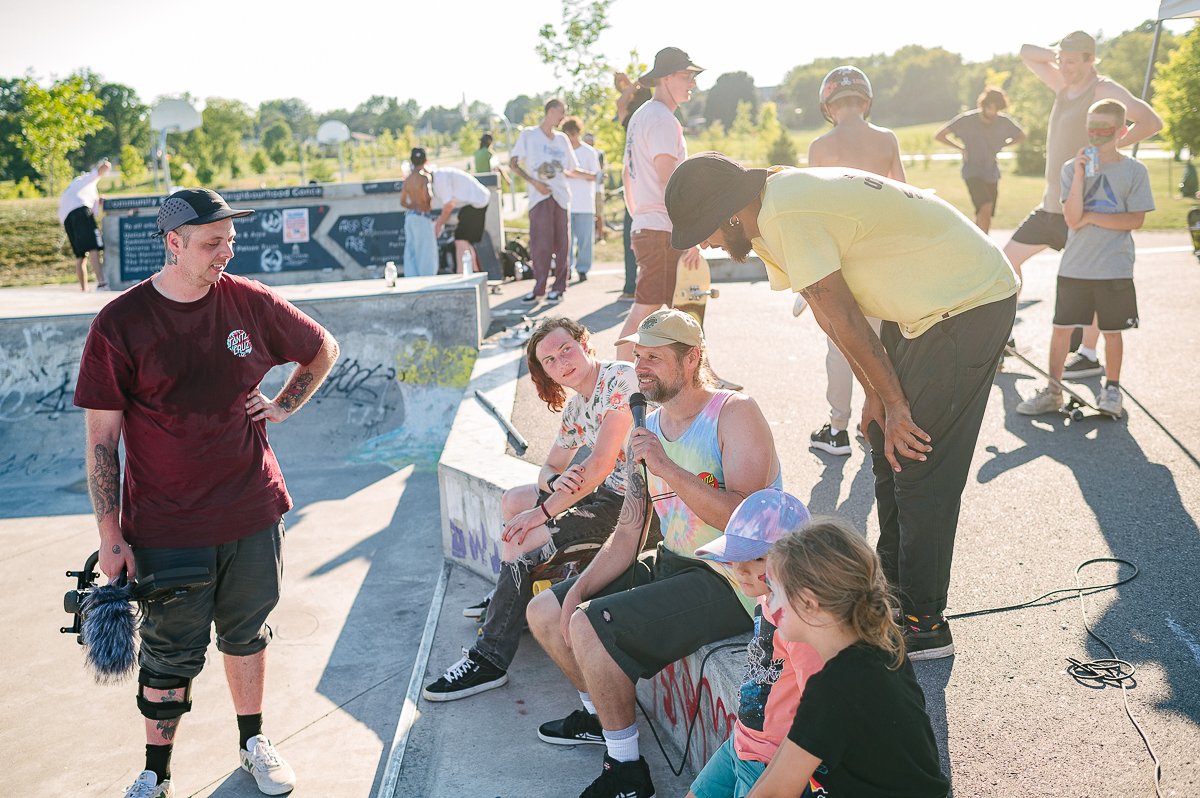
left=768, top=518, right=906, bottom=669
left=1089, top=99, right=1128, bottom=126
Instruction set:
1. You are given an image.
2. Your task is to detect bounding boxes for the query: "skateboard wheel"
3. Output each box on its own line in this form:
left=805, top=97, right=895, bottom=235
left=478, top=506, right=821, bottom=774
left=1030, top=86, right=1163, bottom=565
left=1070, top=408, right=1085, bottom=422
left=709, top=288, right=720, bottom=299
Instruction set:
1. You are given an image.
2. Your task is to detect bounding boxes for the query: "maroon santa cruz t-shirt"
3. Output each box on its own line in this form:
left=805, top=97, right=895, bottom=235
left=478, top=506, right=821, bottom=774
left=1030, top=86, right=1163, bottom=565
left=74, top=273, right=325, bottom=548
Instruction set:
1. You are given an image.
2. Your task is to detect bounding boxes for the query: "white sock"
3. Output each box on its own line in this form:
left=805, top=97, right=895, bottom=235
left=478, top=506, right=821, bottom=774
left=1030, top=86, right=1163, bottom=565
left=603, top=723, right=639, bottom=762
left=579, top=691, right=597, bottom=716
left=1078, top=346, right=1098, bottom=361
left=830, top=426, right=843, bottom=436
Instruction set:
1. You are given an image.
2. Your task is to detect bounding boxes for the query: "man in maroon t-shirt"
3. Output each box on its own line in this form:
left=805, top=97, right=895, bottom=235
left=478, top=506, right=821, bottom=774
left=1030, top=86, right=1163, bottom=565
left=74, top=188, right=340, bottom=798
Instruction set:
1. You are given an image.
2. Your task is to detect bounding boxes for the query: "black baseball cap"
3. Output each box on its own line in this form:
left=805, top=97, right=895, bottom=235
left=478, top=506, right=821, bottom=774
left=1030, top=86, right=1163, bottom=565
left=665, top=152, right=769, bottom=250
left=641, top=47, right=704, bottom=84
left=151, top=188, right=253, bottom=238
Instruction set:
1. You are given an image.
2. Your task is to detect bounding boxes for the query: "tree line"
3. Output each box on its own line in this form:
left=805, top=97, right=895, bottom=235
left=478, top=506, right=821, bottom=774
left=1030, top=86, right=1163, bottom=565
left=2, top=18, right=1197, bottom=199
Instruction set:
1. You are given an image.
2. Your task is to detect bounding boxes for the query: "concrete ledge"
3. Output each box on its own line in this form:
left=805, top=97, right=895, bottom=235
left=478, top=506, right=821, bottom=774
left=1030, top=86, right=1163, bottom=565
left=437, top=342, right=539, bottom=581
left=435, top=333, right=748, bottom=770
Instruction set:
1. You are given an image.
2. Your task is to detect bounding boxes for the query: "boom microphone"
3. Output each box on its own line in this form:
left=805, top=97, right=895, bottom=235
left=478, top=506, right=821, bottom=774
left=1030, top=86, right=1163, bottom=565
left=630, top=392, right=647, bottom=429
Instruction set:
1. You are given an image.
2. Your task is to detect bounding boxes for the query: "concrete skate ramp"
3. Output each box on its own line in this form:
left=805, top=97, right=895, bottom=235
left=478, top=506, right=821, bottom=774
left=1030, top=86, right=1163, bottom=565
left=0, top=275, right=487, bottom=518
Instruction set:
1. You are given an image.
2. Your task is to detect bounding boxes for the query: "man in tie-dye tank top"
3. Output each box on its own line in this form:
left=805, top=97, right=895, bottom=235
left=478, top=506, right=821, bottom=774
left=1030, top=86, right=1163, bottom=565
left=528, top=309, right=782, bottom=798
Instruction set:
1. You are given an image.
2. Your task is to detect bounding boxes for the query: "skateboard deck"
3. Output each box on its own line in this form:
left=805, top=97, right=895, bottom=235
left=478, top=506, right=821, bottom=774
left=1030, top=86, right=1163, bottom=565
left=1005, top=345, right=1121, bottom=420
left=673, top=255, right=719, bottom=325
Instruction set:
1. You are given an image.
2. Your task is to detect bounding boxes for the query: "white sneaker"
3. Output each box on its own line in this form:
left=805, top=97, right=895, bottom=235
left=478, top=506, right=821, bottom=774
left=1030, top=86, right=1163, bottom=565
left=1017, top=388, right=1064, bottom=416
left=240, top=735, right=296, bottom=795
left=123, top=770, right=174, bottom=798
left=1098, top=384, right=1124, bottom=416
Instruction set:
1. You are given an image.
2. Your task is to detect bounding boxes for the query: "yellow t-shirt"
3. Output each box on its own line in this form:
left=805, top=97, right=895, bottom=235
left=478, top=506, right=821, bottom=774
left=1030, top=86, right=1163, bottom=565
left=752, top=167, right=1019, bottom=338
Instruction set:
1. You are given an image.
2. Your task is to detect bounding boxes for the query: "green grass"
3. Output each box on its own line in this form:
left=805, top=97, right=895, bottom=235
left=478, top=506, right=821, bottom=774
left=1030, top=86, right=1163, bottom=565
left=3, top=127, right=1194, bottom=287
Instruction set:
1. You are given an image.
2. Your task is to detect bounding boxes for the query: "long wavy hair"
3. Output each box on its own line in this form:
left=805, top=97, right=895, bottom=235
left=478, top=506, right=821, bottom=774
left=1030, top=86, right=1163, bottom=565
left=768, top=517, right=906, bottom=669
left=526, top=317, right=595, bottom=412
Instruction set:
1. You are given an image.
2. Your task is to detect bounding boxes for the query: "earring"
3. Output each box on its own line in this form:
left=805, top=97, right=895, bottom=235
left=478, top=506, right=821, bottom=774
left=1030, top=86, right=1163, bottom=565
left=728, top=216, right=740, bottom=226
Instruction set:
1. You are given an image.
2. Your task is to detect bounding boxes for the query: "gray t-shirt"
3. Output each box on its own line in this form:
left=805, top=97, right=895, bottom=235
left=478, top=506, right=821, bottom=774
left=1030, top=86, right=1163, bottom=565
left=1058, top=156, right=1154, bottom=279
left=946, top=110, right=1023, bottom=181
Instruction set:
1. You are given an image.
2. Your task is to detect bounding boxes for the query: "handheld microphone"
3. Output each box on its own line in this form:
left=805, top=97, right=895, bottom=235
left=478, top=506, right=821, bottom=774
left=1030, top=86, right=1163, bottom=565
left=630, top=392, right=647, bottom=429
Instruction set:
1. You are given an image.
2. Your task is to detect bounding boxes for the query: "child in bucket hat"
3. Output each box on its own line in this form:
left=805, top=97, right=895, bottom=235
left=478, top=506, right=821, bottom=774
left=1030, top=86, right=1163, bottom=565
left=689, top=490, right=823, bottom=798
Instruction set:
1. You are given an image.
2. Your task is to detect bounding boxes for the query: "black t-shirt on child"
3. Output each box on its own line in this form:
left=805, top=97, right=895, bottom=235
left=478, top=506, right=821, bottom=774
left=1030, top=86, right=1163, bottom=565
left=788, top=642, right=949, bottom=797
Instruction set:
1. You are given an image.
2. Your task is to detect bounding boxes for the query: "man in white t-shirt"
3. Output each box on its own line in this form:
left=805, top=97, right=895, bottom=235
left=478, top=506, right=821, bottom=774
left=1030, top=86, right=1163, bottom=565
left=59, top=159, right=111, bottom=291
left=510, top=99, right=588, bottom=303
left=615, top=47, right=703, bottom=363
left=432, top=166, right=492, bottom=273
left=563, top=116, right=600, bottom=282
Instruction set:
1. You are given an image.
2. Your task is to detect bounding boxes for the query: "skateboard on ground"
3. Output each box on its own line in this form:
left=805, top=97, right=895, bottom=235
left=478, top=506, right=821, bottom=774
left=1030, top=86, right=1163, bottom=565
left=673, top=254, right=719, bottom=325
left=1005, top=345, right=1121, bottom=421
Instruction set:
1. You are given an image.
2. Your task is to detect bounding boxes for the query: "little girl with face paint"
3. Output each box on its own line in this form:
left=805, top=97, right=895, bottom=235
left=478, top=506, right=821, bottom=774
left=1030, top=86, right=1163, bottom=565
left=750, top=519, right=950, bottom=798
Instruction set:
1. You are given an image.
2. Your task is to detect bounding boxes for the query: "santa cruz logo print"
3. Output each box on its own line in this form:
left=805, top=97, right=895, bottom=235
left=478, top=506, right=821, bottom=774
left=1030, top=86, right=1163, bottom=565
left=226, top=329, right=253, bottom=357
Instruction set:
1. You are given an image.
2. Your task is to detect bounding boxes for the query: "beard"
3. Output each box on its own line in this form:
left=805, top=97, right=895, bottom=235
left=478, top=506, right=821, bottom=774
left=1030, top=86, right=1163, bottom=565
left=724, top=222, right=754, bottom=263
left=642, top=374, right=685, bottom=404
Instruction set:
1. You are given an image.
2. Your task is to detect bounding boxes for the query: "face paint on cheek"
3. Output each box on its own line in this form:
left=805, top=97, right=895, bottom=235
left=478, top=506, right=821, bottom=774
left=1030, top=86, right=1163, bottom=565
left=1087, top=126, right=1117, bottom=146
left=765, top=574, right=786, bottom=625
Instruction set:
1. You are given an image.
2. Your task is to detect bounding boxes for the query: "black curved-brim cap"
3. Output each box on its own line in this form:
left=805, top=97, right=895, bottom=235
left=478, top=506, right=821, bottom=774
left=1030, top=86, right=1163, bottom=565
left=151, top=188, right=254, bottom=238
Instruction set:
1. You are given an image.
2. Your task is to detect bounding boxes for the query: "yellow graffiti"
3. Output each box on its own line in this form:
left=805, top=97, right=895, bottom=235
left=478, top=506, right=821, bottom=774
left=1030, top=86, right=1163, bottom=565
left=394, top=339, right=476, bottom=388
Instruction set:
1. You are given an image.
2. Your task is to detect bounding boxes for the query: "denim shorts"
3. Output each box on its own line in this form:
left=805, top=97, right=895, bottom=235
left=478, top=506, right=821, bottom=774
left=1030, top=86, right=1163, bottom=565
left=691, top=737, right=767, bottom=798
left=135, top=519, right=284, bottom=678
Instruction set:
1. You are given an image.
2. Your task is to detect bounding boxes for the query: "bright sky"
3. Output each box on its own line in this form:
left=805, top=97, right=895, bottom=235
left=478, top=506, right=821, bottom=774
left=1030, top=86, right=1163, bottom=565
left=2, top=0, right=1194, bottom=117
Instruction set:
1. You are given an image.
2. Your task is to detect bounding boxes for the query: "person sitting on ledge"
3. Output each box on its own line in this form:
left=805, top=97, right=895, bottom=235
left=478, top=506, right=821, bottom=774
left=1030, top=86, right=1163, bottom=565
left=424, top=317, right=642, bottom=703
left=527, top=308, right=782, bottom=798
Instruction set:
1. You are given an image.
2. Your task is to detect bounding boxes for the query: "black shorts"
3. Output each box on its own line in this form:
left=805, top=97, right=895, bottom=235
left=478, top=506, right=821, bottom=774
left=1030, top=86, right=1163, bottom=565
left=64, top=206, right=103, bottom=257
left=1011, top=209, right=1068, bottom=251
left=134, top=519, right=284, bottom=678
left=964, top=177, right=999, bottom=214
left=454, top=204, right=486, bottom=243
left=549, top=544, right=751, bottom=683
left=1053, top=277, right=1139, bottom=332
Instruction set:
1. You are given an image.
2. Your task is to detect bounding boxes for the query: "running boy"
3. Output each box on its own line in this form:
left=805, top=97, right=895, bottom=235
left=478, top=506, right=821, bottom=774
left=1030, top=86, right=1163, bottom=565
left=1017, top=99, right=1153, bottom=418
left=688, top=490, right=823, bottom=798
left=751, top=519, right=949, bottom=797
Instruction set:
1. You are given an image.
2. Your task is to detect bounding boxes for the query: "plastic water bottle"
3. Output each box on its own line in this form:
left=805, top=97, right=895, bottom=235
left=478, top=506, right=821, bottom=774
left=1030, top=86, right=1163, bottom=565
left=384, top=260, right=397, bottom=287
left=462, top=249, right=474, bottom=274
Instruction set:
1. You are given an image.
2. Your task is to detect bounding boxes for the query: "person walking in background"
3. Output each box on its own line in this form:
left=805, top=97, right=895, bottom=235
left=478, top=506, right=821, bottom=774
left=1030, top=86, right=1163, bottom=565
left=59, top=158, right=111, bottom=291
left=510, top=98, right=585, bottom=303
left=805, top=66, right=904, bottom=457
left=562, top=116, right=600, bottom=282
left=400, top=147, right=439, bottom=277
left=936, top=87, right=1026, bottom=233
left=615, top=74, right=653, bottom=300
left=584, top=132, right=607, bottom=242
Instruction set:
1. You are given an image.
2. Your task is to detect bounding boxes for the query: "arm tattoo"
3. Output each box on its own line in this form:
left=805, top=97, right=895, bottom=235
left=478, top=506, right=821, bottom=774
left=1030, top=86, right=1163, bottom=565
left=277, top=370, right=314, bottom=412
left=88, top=443, right=120, bottom=522
left=617, top=465, right=648, bottom=528
left=800, top=284, right=830, bottom=300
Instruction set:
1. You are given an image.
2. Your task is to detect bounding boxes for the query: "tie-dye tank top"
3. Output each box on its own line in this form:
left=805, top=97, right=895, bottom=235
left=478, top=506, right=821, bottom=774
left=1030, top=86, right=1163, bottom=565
left=646, top=390, right=783, bottom=615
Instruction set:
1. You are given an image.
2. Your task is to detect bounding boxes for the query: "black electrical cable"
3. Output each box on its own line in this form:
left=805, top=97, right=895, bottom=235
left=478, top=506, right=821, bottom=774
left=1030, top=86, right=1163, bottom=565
left=948, top=557, right=1161, bottom=797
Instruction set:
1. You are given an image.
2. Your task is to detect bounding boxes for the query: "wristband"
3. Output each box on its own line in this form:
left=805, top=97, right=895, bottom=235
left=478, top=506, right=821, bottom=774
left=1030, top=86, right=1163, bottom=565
left=540, top=502, right=553, bottom=522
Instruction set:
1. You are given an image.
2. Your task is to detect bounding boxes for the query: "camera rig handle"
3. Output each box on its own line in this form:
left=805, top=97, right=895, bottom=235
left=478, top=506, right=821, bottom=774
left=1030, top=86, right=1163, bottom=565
left=60, top=550, right=100, bottom=641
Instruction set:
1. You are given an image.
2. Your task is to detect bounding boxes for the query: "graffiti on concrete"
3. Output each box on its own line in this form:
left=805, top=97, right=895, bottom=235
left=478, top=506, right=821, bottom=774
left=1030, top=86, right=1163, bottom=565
left=644, top=657, right=738, bottom=773
left=449, top=518, right=502, bottom=576
left=0, top=323, right=82, bottom=423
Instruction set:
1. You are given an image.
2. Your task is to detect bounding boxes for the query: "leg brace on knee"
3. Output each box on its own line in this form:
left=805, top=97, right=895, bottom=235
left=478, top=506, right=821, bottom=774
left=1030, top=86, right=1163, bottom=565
left=137, top=668, right=193, bottom=720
